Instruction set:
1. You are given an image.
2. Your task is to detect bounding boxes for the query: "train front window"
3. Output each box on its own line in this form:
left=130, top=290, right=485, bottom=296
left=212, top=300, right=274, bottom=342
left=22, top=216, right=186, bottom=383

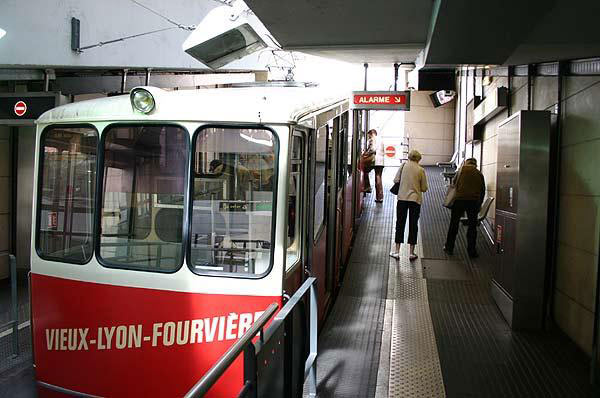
left=190, top=127, right=277, bottom=277
left=98, top=125, right=188, bottom=272
left=37, top=126, right=98, bottom=263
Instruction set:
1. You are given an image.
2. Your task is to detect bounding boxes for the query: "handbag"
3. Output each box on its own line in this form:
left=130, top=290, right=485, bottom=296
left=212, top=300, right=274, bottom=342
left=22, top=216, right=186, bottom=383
left=443, top=167, right=462, bottom=208
left=443, top=184, right=456, bottom=208
left=360, top=152, right=375, bottom=170
left=390, top=163, right=405, bottom=195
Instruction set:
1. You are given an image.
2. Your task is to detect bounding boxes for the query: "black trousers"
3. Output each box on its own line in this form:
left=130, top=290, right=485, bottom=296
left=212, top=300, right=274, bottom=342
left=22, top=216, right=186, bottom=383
left=445, top=199, right=479, bottom=252
left=395, top=200, right=421, bottom=244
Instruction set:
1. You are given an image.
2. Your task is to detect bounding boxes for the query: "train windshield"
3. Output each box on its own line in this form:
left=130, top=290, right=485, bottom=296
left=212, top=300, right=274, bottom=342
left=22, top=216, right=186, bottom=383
left=37, top=126, right=98, bottom=263
left=98, top=125, right=188, bottom=272
left=190, top=127, right=277, bottom=276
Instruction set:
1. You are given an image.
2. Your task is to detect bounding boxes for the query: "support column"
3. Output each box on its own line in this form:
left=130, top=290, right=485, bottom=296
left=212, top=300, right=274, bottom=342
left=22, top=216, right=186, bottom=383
left=145, top=68, right=152, bottom=86
left=363, top=63, right=369, bottom=134
left=121, top=69, right=129, bottom=93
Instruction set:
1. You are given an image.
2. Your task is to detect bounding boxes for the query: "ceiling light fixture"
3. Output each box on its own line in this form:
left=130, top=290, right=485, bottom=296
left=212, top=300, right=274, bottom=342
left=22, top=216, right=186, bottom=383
left=182, top=1, right=275, bottom=70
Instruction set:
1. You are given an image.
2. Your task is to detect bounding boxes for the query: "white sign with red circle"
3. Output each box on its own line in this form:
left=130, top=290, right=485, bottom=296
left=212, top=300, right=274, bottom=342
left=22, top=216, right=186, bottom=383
left=385, top=145, right=396, bottom=158
left=14, top=101, right=27, bottom=117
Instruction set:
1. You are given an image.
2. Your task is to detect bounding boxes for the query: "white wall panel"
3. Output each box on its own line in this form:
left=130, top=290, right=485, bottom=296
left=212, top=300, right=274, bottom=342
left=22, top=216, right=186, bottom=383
left=0, top=0, right=263, bottom=70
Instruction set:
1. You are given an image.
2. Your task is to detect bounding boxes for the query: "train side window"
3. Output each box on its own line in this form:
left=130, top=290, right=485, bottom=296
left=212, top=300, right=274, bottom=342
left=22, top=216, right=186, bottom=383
left=37, top=126, right=98, bottom=263
left=98, top=125, right=188, bottom=272
left=344, top=112, right=352, bottom=178
left=286, top=134, right=304, bottom=270
left=336, top=117, right=346, bottom=189
left=313, top=126, right=327, bottom=240
left=190, top=127, right=277, bottom=277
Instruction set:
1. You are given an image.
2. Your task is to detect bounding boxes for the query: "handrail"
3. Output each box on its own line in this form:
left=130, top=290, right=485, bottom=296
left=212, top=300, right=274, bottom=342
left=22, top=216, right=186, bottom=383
left=184, top=302, right=279, bottom=398
left=184, top=276, right=318, bottom=398
left=275, top=276, right=315, bottom=322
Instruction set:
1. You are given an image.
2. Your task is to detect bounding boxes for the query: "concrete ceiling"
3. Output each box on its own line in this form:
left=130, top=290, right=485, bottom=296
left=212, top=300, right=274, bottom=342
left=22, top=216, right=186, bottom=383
left=246, top=0, right=434, bottom=64
left=246, top=0, right=600, bottom=67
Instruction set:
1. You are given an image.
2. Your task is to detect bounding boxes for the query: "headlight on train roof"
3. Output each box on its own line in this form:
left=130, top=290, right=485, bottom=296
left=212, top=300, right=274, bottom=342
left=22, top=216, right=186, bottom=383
left=130, top=88, right=155, bottom=114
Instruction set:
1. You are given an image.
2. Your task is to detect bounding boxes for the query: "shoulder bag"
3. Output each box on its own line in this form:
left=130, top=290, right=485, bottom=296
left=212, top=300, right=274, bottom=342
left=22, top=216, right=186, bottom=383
left=390, top=163, right=405, bottom=195
left=443, top=184, right=456, bottom=208
left=443, top=168, right=461, bottom=208
left=360, top=152, right=375, bottom=171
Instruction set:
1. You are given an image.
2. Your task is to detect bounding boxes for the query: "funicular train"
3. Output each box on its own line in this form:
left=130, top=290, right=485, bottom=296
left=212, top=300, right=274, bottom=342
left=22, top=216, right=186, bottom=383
left=30, top=85, right=367, bottom=397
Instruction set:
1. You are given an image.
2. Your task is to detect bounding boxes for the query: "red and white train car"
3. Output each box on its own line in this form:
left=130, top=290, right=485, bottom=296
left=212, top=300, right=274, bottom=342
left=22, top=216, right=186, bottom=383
left=30, top=85, right=365, bottom=397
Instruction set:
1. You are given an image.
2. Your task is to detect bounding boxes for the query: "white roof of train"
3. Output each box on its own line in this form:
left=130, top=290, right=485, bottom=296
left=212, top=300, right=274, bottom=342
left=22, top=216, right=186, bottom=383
left=37, top=86, right=348, bottom=125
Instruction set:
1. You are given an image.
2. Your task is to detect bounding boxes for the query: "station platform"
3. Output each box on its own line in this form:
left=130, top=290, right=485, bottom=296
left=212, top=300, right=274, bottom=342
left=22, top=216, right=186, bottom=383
left=0, top=168, right=597, bottom=398
left=312, top=167, right=596, bottom=398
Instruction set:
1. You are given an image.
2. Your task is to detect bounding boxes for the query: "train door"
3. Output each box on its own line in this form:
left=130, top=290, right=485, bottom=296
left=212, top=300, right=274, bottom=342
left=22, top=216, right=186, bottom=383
left=325, top=119, right=339, bottom=293
left=282, top=129, right=309, bottom=397
left=341, top=112, right=353, bottom=264
left=352, top=110, right=365, bottom=225
left=333, top=117, right=346, bottom=280
left=284, top=130, right=307, bottom=294
left=311, top=124, right=330, bottom=319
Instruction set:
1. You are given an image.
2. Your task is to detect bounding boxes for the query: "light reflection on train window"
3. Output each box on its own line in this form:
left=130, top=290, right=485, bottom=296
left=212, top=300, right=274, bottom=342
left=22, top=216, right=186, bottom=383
left=98, top=125, right=188, bottom=272
left=190, top=127, right=276, bottom=276
left=313, top=126, right=327, bottom=239
left=345, top=113, right=352, bottom=178
left=286, top=134, right=304, bottom=270
left=37, top=126, right=98, bottom=263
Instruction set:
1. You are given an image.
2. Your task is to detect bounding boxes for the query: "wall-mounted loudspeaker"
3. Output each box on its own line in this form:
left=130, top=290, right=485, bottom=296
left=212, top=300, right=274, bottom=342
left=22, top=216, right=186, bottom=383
left=429, top=90, right=456, bottom=107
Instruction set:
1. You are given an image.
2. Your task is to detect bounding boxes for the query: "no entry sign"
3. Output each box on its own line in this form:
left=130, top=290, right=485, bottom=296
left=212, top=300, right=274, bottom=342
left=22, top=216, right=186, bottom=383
left=14, top=101, right=27, bottom=117
left=385, top=146, right=396, bottom=158
left=0, top=93, right=61, bottom=122
left=351, top=91, right=411, bottom=111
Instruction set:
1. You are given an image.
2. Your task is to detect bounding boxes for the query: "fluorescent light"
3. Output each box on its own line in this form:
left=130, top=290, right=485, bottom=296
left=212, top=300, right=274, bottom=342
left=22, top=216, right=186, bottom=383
left=0, top=28, right=6, bottom=40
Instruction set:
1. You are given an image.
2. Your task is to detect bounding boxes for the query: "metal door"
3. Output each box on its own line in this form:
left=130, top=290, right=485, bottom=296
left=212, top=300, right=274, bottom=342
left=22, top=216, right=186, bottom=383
left=496, top=114, right=520, bottom=213
left=496, top=211, right=517, bottom=298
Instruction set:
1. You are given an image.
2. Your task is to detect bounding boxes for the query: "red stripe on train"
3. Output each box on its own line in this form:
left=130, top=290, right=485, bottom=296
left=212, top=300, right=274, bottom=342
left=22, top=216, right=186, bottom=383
left=31, top=274, right=281, bottom=397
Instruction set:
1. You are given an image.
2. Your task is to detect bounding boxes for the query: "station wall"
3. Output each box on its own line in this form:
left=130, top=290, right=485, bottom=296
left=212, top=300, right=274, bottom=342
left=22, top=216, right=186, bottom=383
left=455, top=65, right=600, bottom=356
left=405, top=91, right=455, bottom=166
left=0, top=0, right=262, bottom=71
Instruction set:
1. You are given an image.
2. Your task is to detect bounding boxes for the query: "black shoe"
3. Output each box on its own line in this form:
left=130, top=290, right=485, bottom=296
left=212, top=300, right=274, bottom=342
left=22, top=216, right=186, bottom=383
left=468, top=251, right=479, bottom=258
left=443, top=245, right=453, bottom=255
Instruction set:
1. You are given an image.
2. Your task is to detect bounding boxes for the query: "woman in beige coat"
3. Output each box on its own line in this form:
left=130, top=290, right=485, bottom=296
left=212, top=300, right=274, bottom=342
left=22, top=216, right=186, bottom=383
left=390, top=150, right=428, bottom=261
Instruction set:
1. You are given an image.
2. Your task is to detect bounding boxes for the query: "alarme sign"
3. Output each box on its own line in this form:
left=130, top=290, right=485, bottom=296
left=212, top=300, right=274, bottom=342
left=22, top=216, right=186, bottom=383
left=351, top=91, right=411, bottom=111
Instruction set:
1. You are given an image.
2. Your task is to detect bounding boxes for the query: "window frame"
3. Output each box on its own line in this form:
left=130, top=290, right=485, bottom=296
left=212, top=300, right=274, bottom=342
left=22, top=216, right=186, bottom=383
left=286, top=130, right=305, bottom=272
left=187, top=124, right=280, bottom=279
left=95, top=123, right=190, bottom=274
left=312, top=125, right=328, bottom=242
left=35, top=124, right=99, bottom=265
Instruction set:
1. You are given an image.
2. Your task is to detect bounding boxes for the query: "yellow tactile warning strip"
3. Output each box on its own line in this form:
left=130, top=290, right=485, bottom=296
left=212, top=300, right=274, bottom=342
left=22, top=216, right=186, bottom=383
left=386, top=239, right=445, bottom=397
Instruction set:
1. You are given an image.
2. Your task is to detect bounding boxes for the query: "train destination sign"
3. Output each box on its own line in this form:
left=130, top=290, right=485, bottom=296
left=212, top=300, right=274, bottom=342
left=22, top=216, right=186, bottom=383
left=351, top=91, right=411, bottom=111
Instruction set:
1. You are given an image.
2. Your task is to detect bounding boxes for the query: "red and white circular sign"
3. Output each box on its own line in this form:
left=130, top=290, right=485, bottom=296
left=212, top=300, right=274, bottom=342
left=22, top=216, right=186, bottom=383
left=14, top=101, right=27, bottom=117
left=385, top=145, right=396, bottom=158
